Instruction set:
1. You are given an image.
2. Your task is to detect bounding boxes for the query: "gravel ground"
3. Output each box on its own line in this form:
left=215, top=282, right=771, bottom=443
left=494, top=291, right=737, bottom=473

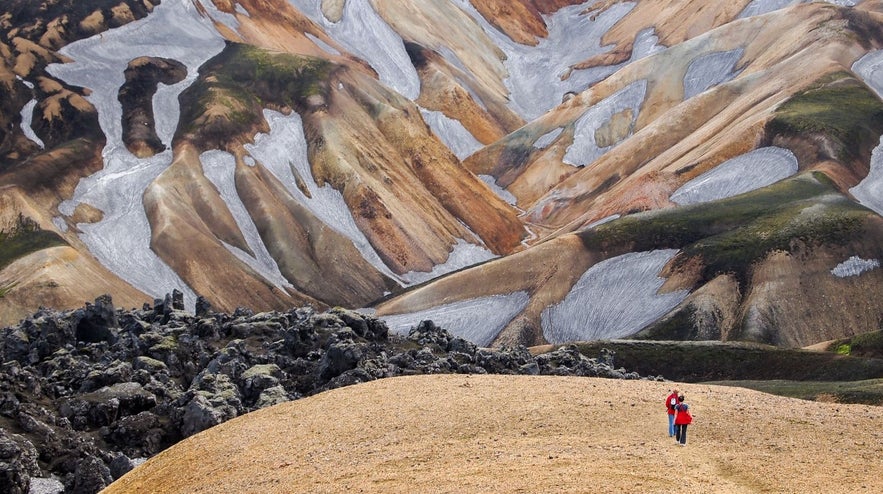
left=102, top=375, right=883, bottom=493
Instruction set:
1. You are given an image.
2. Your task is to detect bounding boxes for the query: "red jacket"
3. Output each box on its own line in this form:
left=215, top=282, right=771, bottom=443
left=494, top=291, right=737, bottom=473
left=674, top=403, right=692, bottom=425
left=665, top=392, right=679, bottom=415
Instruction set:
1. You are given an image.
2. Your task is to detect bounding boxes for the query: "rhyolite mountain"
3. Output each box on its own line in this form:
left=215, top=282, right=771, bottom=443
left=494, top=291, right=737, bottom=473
left=3, top=0, right=883, bottom=348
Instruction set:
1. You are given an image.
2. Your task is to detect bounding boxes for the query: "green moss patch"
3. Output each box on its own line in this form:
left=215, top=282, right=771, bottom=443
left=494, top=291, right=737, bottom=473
left=178, top=43, right=333, bottom=147
left=766, top=72, right=883, bottom=162
left=579, top=172, right=870, bottom=287
left=0, top=214, right=67, bottom=271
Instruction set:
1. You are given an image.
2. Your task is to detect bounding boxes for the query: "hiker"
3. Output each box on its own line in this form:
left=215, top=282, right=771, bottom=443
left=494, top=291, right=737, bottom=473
left=673, top=394, right=693, bottom=446
left=665, top=388, right=679, bottom=437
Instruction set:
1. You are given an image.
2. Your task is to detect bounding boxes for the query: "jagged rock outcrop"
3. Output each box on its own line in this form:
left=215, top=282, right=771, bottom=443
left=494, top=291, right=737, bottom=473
left=0, top=295, right=655, bottom=492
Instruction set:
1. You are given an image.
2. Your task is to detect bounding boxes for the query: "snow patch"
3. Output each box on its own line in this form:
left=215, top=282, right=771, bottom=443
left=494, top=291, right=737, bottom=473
left=400, top=239, right=497, bottom=285
left=533, top=128, right=564, bottom=149
left=306, top=33, right=341, bottom=56
left=851, top=136, right=883, bottom=216
left=541, top=250, right=688, bottom=343
left=831, top=256, right=880, bottom=278
left=454, top=0, right=636, bottom=120
left=630, top=28, right=665, bottom=61
left=587, top=214, right=620, bottom=229
left=419, top=107, right=483, bottom=160
left=853, top=49, right=883, bottom=99
left=563, top=79, right=647, bottom=167
left=16, top=75, right=34, bottom=89
left=738, top=0, right=800, bottom=18
left=670, top=147, right=798, bottom=205
left=739, top=0, right=857, bottom=18
left=288, top=0, right=420, bottom=99
left=683, top=48, right=744, bottom=99
left=479, top=175, right=517, bottom=206
left=381, top=291, right=530, bottom=346
left=196, top=0, right=240, bottom=32
left=51, top=216, right=68, bottom=233
left=19, top=99, right=45, bottom=148
left=28, top=477, right=65, bottom=494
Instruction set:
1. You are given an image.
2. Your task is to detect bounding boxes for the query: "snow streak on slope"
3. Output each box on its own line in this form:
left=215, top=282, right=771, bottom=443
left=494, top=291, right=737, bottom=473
left=244, top=109, right=402, bottom=284
left=287, top=0, right=420, bottom=99
left=454, top=0, right=635, bottom=120
left=400, top=239, right=497, bottom=285
left=196, top=0, right=240, bottom=31
left=533, top=128, right=564, bottom=149
left=563, top=80, right=647, bottom=166
left=851, top=50, right=883, bottom=217
left=19, top=99, right=44, bottom=149
left=419, top=107, right=484, bottom=160
left=479, top=175, right=518, bottom=205
left=670, top=147, right=798, bottom=205
left=380, top=292, right=530, bottom=346
left=683, top=49, right=744, bottom=99
left=541, top=250, right=688, bottom=344
left=831, top=256, right=880, bottom=277
left=47, top=0, right=226, bottom=308
left=199, top=150, right=292, bottom=290
left=631, top=28, right=665, bottom=61
left=851, top=136, right=883, bottom=217
left=739, top=0, right=859, bottom=18
left=854, top=50, right=883, bottom=99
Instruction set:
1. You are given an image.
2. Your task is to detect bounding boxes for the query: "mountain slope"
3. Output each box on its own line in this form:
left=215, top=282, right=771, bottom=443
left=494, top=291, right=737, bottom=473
left=1, top=0, right=883, bottom=350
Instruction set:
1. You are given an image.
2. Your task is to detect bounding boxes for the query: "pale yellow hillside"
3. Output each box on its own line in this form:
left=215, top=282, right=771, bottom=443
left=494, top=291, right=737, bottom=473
left=103, top=375, right=883, bottom=494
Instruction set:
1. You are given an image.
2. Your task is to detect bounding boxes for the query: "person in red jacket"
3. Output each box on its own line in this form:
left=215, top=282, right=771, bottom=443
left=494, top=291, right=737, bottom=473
left=665, top=388, right=679, bottom=437
left=674, top=394, right=693, bottom=446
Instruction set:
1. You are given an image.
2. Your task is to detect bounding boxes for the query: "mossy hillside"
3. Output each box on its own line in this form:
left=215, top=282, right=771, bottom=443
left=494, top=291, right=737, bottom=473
left=579, top=172, right=869, bottom=287
left=574, top=340, right=883, bottom=383
left=177, top=43, right=333, bottom=147
left=765, top=72, right=883, bottom=162
left=827, top=330, right=883, bottom=358
left=707, top=378, right=883, bottom=406
left=0, top=214, right=66, bottom=271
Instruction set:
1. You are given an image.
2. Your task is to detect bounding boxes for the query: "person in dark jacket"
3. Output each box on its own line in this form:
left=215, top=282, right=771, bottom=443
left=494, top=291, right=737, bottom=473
left=673, top=394, right=693, bottom=446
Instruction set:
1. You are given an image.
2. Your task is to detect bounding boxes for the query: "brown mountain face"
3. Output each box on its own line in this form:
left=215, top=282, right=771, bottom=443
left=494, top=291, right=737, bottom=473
left=2, top=0, right=883, bottom=350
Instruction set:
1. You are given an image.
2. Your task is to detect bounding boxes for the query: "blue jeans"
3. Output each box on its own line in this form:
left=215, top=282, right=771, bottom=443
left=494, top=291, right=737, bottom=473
left=668, top=414, right=675, bottom=436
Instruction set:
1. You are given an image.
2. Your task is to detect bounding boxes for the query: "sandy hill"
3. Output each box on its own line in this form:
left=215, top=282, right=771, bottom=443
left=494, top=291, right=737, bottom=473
left=103, top=374, right=883, bottom=493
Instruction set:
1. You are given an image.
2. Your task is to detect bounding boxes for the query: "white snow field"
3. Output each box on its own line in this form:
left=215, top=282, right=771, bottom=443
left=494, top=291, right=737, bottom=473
left=541, top=250, right=689, bottom=344
left=670, top=147, right=798, bottom=205
left=380, top=292, right=531, bottom=347
left=287, top=0, right=420, bottom=99
left=683, top=48, right=744, bottom=99
left=831, top=256, right=881, bottom=278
